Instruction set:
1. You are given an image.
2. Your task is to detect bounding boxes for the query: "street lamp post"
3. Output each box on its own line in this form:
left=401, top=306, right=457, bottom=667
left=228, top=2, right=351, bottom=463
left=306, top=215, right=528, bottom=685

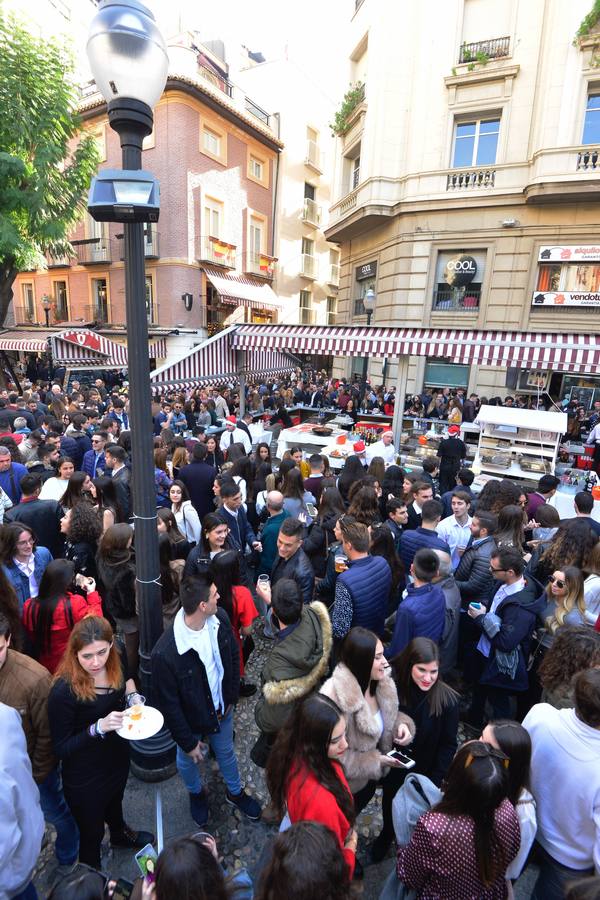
left=41, top=294, right=52, bottom=328
left=361, top=287, right=376, bottom=391
left=87, top=0, right=172, bottom=776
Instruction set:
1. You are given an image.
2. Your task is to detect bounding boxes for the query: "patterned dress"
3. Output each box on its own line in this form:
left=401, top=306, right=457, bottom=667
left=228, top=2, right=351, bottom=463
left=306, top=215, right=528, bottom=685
left=396, top=798, right=520, bottom=899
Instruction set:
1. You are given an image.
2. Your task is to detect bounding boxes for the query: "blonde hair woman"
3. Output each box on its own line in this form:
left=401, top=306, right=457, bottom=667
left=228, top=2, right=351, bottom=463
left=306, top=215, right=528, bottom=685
left=541, top=566, right=586, bottom=648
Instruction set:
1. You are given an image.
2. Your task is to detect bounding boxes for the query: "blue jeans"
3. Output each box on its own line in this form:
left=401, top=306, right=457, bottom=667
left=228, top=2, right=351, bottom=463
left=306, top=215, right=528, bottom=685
left=176, top=709, right=242, bottom=796
left=38, top=767, right=80, bottom=865
left=532, top=843, right=594, bottom=900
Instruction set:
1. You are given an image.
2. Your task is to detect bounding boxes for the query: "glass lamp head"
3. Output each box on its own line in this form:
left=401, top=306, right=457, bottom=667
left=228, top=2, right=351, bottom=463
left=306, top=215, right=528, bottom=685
left=87, top=0, right=168, bottom=109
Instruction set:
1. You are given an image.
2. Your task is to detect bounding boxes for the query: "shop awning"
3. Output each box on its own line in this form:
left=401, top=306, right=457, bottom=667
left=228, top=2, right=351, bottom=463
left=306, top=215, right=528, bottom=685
left=203, top=265, right=281, bottom=311
left=51, top=331, right=128, bottom=367
left=0, top=331, right=50, bottom=352
left=231, top=325, right=600, bottom=373
left=149, top=328, right=297, bottom=390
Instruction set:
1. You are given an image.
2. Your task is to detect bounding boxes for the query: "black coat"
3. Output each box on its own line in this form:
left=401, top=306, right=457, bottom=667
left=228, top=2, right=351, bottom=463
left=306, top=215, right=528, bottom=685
left=178, top=460, right=217, bottom=523
left=151, top=608, right=240, bottom=752
left=97, top=556, right=136, bottom=620
left=397, top=683, right=460, bottom=786
left=5, top=497, right=64, bottom=558
left=303, top=511, right=338, bottom=578
left=454, top=535, right=497, bottom=604
left=271, top=547, right=315, bottom=605
left=65, top=539, right=98, bottom=581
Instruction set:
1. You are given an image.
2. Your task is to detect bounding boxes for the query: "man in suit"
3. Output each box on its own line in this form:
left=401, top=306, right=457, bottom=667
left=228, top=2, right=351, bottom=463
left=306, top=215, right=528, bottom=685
left=5, top=474, right=64, bottom=558
left=105, top=444, right=131, bottom=520
left=178, top=443, right=217, bottom=523
left=406, top=481, right=434, bottom=530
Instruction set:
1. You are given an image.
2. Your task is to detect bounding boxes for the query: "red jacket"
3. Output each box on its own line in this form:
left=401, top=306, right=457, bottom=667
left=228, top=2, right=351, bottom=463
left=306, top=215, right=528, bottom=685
left=22, top=591, right=103, bottom=674
left=286, top=760, right=355, bottom=878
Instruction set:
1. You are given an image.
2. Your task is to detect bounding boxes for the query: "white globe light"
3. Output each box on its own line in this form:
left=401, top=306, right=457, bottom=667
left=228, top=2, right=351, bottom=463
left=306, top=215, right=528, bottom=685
left=87, top=0, right=169, bottom=110
left=363, top=288, right=376, bottom=313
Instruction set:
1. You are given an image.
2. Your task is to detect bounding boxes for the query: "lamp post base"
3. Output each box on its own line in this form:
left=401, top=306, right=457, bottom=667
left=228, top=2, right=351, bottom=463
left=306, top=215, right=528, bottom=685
left=130, top=726, right=177, bottom=782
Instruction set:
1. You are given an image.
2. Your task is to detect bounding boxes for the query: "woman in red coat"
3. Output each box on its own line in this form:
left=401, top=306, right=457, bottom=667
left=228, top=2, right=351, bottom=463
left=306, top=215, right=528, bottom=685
left=22, top=558, right=103, bottom=673
left=266, top=693, right=357, bottom=880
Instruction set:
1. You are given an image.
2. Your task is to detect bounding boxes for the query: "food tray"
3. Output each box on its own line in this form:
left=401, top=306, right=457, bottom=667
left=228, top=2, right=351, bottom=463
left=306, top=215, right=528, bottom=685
left=519, top=457, right=549, bottom=474
left=480, top=451, right=511, bottom=468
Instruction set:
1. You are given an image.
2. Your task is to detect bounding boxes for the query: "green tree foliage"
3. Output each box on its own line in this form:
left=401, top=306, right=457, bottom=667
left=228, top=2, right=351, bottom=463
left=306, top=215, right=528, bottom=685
left=0, top=9, right=100, bottom=324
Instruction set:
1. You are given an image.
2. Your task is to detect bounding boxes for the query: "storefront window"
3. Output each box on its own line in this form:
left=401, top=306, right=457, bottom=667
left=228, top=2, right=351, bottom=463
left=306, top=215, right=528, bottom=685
left=424, top=360, right=469, bottom=389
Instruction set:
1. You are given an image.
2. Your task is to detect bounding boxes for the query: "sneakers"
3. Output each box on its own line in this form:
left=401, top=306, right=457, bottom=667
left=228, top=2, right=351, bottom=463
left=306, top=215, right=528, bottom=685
left=110, top=825, right=155, bottom=849
left=239, top=680, right=257, bottom=697
left=225, top=788, right=262, bottom=821
left=189, top=790, right=209, bottom=827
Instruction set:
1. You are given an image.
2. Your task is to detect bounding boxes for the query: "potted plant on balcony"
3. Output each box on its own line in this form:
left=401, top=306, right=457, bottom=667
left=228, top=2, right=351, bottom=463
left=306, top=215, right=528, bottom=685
left=330, top=82, right=365, bottom=137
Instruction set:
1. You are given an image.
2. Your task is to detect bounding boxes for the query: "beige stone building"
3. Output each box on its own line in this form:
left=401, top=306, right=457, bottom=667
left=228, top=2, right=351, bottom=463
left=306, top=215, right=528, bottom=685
left=325, top=0, right=600, bottom=403
left=235, top=54, right=342, bottom=331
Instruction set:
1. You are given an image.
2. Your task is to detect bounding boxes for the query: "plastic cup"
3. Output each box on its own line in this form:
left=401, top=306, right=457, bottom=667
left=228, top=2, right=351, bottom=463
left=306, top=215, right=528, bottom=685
left=128, top=696, right=146, bottom=720
left=335, top=555, right=348, bottom=574
left=258, top=574, right=270, bottom=589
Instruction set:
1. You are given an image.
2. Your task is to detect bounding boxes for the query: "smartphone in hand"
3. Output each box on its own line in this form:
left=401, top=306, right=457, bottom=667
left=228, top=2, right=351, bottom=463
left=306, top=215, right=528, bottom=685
left=386, top=748, right=416, bottom=769
left=135, top=843, right=158, bottom=879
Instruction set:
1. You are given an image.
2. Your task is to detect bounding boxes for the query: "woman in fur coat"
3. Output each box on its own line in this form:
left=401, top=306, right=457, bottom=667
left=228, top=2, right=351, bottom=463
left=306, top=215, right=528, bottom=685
left=320, top=626, right=415, bottom=812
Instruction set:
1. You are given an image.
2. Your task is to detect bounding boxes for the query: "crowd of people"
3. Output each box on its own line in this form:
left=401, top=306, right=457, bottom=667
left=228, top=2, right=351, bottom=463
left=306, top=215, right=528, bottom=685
left=0, top=370, right=599, bottom=900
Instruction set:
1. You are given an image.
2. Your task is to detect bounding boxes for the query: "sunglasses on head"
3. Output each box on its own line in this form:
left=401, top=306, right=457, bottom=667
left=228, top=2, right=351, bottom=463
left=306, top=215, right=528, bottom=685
left=549, top=575, right=565, bottom=588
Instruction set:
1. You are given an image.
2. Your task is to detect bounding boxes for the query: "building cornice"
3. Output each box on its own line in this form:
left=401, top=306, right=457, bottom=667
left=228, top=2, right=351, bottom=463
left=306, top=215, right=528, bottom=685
left=78, top=74, right=284, bottom=153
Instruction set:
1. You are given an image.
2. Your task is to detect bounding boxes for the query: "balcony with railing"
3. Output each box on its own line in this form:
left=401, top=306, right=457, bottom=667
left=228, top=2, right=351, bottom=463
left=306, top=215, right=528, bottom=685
left=243, top=252, right=277, bottom=280
left=459, top=37, right=510, bottom=64
left=13, top=305, right=38, bottom=325
left=328, top=264, right=340, bottom=286
left=300, top=254, right=317, bottom=279
left=302, top=197, right=322, bottom=227
left=46, top=251, right=72, bottom=269
left=432, top=288, right=481, bottom=312
left=73, top=237, right=112, bottom=265
left=117, top=228, right=160, bottom=260
left=576, top=147, right=600, bottom=170
left=78, top=303, right=109, bottom=324
left=198, top=63, right=234, bottom=97
left=197, top=236, right=236, bottom=269
left=245, top=97, right=270, bottom=127
left=305, top=140, right=323, bottom=173
left=447, top=169, right=496, bottom=190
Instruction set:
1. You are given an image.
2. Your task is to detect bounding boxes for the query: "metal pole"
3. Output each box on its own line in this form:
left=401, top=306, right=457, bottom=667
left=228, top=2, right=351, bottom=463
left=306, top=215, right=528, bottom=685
left=361, top=309, right=372, bottom=387
left=237, top=350, right=246, bottom=418
left=392, top=356, right=409, bottom=449
left=108, top=99, right=171, bottom=776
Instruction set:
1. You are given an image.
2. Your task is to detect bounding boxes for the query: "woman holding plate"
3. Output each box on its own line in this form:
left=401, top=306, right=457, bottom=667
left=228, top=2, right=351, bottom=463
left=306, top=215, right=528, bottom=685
left=48, top=615, right=154, bottom=868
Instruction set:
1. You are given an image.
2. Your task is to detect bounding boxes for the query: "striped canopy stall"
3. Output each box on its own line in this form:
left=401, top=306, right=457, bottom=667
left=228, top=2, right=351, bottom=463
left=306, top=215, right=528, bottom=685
left=204, top=266, right=281, bottom=311
left=149, top=328, right=298, bottom=391
left=230, top=325, right=600, bottom=373
left=51, top=330, right=164, bottom=368
left=0, top=332, right=50, bottom=352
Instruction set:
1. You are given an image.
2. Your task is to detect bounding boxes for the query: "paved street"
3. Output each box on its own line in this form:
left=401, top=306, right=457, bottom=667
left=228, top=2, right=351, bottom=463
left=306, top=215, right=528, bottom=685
left=35, top=623, right=538, bottom=898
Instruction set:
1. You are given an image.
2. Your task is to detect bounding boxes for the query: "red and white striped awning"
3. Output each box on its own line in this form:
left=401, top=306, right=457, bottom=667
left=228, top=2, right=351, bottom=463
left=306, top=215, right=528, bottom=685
left=51, top=331, right=129, bottom=367
left=149, top=329, right=297, bottom=390
left=149, top=337, right=168, bottom=358
left=203, top=266, right=281, bottom=311
left=231, top=325, right=600, bottom=374
left=0, top=331, right=50, bottom=352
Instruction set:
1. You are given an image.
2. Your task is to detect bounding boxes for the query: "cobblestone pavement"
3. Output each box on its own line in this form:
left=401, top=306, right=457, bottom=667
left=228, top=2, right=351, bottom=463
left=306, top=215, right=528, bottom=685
left=34, top=622, right=537, bottom=898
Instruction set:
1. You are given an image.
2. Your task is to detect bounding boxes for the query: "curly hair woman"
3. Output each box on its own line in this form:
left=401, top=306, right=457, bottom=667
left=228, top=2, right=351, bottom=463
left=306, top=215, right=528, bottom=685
left=61, top=502, right=103, bottom=581
left=538, top=625, right=600, bottom=708
left=475, top=478, right=521, bottom=515
left=347, top=485, right=381, bottom=527
left=529, top=519, right=598, bottom=586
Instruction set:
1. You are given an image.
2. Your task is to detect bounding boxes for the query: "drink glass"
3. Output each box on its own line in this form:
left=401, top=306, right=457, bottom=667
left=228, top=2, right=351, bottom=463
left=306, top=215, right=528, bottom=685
left=335, top=554, right=348, bottom=574
left=127, top=695, right=146, bottom=721
left=257, top=574, right=270, bottom=589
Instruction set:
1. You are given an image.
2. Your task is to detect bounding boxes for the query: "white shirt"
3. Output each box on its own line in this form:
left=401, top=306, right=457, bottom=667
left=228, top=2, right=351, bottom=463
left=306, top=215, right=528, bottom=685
left=523, top=704, right=600, bottom=872
left=39, top=477, right=68, bottom=502
left=14, top=555, right=39, bottom=599
left=588, top=423, right=600, bottom=443
left=173, top=609, right=224, bottom=713
left=219, top=428, right=251, bottom=455
left=436, top=514, right=472, bottom=568
left=477, top=576, right=525, bottom=657
left=365, top=439, right=397, bottom=465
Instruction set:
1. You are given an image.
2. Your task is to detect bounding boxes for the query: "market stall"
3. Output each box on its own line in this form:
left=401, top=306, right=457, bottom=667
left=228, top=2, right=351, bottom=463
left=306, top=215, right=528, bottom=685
left=473, top=405, right=567, bottom=481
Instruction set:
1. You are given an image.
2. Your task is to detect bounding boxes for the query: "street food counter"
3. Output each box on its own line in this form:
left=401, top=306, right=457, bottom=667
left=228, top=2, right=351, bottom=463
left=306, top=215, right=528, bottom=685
left=473, top=406, right=567, bottom=482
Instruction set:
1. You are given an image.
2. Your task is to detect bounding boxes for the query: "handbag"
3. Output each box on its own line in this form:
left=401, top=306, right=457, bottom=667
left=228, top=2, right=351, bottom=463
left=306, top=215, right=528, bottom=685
left=250, top=730, right=273, bottom=768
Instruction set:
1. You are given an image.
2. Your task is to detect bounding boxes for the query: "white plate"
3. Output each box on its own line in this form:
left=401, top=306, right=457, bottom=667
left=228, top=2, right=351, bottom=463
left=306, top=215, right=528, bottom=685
left=117, top=706, right=164, bottom=741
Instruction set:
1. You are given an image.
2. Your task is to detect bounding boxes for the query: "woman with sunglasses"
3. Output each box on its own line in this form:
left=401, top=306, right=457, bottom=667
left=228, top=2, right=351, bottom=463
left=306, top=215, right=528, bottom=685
left=48, top=616, right=154, bottom=869
left=395, top=742, right=520, bottom=899
left=481, top=719, right=537, bottom=884
left=369, top=637, right=459, bottom=862
left=541, top=567, right=587, bottom=650
left=266, top=693, right=358, bottom=880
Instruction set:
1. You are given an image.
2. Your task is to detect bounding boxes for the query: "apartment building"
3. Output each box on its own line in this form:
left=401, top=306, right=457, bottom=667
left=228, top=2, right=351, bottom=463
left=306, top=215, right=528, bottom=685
left=13, top=34, right=283, bottom=361
left=325, top=0, right=600, bottom=402
left=235, top=52, right=342, bottom=335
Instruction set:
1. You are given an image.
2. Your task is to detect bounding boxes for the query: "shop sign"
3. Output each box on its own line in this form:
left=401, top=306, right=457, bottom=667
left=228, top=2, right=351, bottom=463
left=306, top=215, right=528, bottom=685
left=355, top=261, right=377, bottom=281
left=532, top=291, right=600, bottom=307
left=538, top=245, right=600, bottom=262
left=444, top=254, right=477, bottom=287
left=60, top=331, right=103, bottom=351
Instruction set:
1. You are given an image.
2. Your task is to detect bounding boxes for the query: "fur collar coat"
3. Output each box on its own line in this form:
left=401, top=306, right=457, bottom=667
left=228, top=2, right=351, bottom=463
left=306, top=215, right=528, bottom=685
left=320, top=662, right=416, bottom=792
